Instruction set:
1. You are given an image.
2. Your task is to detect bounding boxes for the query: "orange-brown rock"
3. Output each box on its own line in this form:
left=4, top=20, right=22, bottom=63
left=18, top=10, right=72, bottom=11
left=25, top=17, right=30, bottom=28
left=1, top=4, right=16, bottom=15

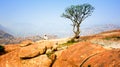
left=19, top=45, right=40, bottom=59
left=0, top=49, right=21, bottom=67
left=19, top=43, right=46, bottom=59
left=20, top=39, right=33, bottom=47
left=54, top=50, right=64, bottom=59
left=4, top=44, right=20, bottom=52
left=52, top=42, right=106, bottom=67
left=82, top=49, right=120, bottom=67
left=0, top=43, right=51, bottom=67
left=49, top=54, right=56, bottom=61
left=21, top=55, right=52, bottom=67
left=38, top=40, right=56, bottom=49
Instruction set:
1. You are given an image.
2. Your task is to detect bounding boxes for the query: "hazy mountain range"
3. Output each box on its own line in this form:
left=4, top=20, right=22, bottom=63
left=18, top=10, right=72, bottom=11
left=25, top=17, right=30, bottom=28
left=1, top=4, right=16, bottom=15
left=0, top=24, right=58, bottom=44
left=0, top=24, right=14, bottom=39
left=81, top=24, right=120, bottom=36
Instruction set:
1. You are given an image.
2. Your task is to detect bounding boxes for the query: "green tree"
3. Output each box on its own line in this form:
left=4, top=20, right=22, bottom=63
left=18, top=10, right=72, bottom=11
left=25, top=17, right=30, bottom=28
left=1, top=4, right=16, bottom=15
left=62, top=4, right=94, bottom=40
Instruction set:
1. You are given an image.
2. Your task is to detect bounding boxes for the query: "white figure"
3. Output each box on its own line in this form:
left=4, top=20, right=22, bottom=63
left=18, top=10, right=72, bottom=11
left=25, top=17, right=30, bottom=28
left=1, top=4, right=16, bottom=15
left=43, top=35, right=48, bottom=40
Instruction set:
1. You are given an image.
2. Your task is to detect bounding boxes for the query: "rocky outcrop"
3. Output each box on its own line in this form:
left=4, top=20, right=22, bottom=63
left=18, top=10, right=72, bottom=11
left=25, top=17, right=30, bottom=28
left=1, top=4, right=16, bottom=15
left=0, top=49, right=52, bottom=67
left=0, top=49, right=21, bottom=67
left=52, top=42, right=120, bottom=67
left=21, top=55, right=52, bottom=67
left=52, top=42, right=105, bottom=67
left=0, top=42, right=53, bottom=67
left=82, top=49, right=120, bottom=67
left=19, top=43, right=46, bottom=59
left=20, top=40, right=33, bottom=47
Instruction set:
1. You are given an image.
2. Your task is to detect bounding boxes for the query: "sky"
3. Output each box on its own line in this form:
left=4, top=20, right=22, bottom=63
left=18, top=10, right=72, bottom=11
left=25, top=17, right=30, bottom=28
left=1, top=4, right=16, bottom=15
left=0, top=0, right=120, bottom=37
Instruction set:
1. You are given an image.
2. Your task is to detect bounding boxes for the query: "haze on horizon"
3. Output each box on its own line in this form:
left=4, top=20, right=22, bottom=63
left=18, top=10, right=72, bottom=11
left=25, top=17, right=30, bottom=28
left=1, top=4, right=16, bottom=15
left=0, top=0, right=120, bottom=37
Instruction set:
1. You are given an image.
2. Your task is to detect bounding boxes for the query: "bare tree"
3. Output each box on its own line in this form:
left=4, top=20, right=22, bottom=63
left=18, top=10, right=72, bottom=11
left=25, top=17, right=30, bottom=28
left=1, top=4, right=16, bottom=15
left=62, top=4, right=94, bottom=40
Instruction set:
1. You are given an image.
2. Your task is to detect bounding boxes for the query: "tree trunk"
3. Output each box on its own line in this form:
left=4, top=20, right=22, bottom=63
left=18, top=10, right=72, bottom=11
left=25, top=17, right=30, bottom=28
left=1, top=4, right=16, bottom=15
left=73, top=24, right=80, bottom=39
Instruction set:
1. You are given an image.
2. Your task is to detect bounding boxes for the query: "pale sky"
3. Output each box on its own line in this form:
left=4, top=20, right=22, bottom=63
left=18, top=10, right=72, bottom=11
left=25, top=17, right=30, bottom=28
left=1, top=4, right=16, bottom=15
left=0, top=0, right=120, bottom=37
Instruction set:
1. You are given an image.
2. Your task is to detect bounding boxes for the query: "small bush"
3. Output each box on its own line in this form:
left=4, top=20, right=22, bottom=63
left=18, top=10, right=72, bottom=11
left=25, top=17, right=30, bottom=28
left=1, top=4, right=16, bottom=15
left=0, top=45, right=5, bottom=52
left=57, top=39, right=77, bottom=48
left=67, top=39, right=75, bottom=43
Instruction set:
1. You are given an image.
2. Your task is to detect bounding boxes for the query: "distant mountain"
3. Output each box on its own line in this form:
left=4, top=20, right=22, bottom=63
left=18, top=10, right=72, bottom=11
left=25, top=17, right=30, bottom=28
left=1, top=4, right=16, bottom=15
left=0, top=24, right=14, bottom=38
left=0, top=30, right=13, bottom=39
left=81, top=24, right=120, bottom=36
left=0, top=24, right=14, bottom=44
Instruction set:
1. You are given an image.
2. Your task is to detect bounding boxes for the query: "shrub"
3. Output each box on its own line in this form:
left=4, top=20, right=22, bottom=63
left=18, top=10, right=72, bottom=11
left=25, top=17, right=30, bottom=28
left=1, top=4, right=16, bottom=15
left=67, top=39, right=75, bottom=43
left=0, top=45, right=5, bottom=52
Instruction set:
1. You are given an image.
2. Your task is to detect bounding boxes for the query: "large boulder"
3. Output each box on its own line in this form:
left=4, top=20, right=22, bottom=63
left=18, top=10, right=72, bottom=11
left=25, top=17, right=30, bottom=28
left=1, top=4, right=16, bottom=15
left=82, top=49, right=120, bottom=67
left=19, top=43, right=46, bottom=59
left=54, top=50, right=64, bottom=59
left=21, top=55, right=52, bottom=67
left=4, top=44, right=20, bottom=52
left=0, top=49, right=21, bottom=67
left=36, top=40, right=55, bottom=49
left=52, top=42, right=106, bottom=67
left=0, top=48, right=52, bottom=67
left=20, top=40, right=33, bottom=47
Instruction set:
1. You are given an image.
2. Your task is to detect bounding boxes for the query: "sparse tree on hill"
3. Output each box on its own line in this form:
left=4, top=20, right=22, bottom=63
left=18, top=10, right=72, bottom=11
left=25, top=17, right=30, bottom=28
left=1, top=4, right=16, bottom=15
left=62, top=4, right=94, bottom=41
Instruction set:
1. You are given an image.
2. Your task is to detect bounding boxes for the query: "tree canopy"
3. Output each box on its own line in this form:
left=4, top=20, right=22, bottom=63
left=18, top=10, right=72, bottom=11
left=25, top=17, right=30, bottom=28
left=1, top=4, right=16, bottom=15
left=62, top=3, right=94, bottom=39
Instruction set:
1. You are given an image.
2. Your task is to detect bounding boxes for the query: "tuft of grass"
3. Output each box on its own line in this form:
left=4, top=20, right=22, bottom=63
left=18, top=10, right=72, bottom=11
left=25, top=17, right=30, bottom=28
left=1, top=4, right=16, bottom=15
left=57, top=39, right=77, bottom=48
left=67, top=39, right=75, bottom=43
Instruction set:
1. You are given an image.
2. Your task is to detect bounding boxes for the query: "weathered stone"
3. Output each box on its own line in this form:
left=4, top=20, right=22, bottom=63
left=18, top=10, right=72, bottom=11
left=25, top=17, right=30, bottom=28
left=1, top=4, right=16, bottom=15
left=37, top=43, right=47, bottom=54
left=21, top=55, right=52, bottom=67
left=54, top=50, right=64, bottom=59
left=52, top=42, right=105, bottom=67
left=19, top=45, right=40, bottom=59
left=49, top=54, right=56, bottom=61
left=20, top=40, right=33, bottom=47
left=82, top=49, right=120, bottom=67
left=46, top=49, right=52, bottom=54
left=19, top=43, right=31, bottom=47
left=19, top=43, right=46, bottom=59
left=52, top=44, right=58, bottom=51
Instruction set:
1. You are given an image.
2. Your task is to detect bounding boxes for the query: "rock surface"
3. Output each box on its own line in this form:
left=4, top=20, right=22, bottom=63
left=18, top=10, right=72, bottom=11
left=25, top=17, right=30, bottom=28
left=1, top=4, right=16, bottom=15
left=82, top=49, right=120, bottom=67
left=52, top=42, right=105, bottom=67
left=19, top=43, right=46, bottom=59
left=21, top=55, right=52, bottom=67
left=20, top=40, right=33, bottom=47
left=0, top=44, right=52, bottom=67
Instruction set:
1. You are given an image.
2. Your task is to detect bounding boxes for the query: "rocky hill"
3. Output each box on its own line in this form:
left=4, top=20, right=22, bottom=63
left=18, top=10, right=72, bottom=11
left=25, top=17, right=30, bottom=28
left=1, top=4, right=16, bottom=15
left=81, top=24, right=120, bottom=36
left=0, top=24, right=14, bottom=44
left=0, top=30, right=13, bottom=39
left=0, top=29, right=120, bottom=67
left=0, top=30, right=14, bottom=44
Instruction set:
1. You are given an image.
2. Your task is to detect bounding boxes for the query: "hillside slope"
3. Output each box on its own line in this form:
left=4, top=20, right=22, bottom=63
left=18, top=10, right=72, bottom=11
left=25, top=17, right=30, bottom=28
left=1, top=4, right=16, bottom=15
left=0, top=29, right=120, bottom=67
